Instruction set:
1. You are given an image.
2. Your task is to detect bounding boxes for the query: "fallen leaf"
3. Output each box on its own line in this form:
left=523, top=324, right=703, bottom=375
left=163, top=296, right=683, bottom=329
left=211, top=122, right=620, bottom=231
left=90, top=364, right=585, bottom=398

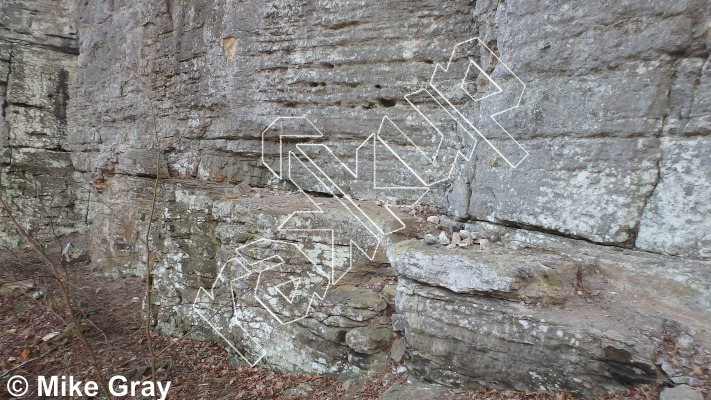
left=42, top=332, right=60, bottom=342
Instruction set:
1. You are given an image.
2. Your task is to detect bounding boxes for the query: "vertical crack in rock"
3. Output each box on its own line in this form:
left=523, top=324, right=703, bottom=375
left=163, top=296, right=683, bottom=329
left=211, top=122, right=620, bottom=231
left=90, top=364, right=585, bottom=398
left=53, top=68, right=69, bottom=125
left=635, top=145, right=663, bottom=243
left=3, top=0, right=709, bottom=397
left=631, top=53, right=679, bottom=247
left=3, top=43, right=13, bottom=166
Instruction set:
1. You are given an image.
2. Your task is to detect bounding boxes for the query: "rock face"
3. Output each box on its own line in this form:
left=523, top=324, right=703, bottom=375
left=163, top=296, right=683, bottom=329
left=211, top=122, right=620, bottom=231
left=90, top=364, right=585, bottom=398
left=0, top=0, right=87, bottom=246
left=1, top=0, right=710, bottom=397
left=636, top=137, right=711, bottom=258
left=388, top=237, right=711, bottom=395
left=387, top=240, right=575, bottom=302
left=148, top=182, right=406, bottom=378
left=660, top=385, right=705, bottom=400
left=63, top=0, right=710, bottom=259
left=466, top=0, right=710, bottom=255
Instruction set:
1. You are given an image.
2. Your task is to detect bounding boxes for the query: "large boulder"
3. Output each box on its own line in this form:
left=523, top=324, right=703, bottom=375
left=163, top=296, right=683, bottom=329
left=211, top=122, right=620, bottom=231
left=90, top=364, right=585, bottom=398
left=388, top=237, right=711, bottom=397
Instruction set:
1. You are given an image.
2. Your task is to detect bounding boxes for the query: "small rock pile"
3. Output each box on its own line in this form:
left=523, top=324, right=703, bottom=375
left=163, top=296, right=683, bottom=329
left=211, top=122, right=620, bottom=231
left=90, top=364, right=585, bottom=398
left=422, top=216, right=493, bottom=250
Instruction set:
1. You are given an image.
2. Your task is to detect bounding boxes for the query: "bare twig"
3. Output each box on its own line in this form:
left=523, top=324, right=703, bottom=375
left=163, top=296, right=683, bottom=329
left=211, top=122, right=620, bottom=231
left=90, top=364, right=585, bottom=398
left=142, top=72, right=162, bottom=393
left=0, top=344, right=69, bottom=379
left=0, top=196, right=112, bottom=398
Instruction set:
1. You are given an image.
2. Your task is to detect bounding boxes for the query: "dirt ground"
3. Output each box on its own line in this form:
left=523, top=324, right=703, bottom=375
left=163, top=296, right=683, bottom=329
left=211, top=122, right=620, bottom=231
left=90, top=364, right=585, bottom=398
left=0, top=246, right=668, bottom=400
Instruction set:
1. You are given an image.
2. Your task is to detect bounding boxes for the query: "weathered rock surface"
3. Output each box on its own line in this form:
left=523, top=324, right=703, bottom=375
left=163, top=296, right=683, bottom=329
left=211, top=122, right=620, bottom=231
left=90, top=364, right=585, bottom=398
left=660, top=385, right=705, bottom=400
left=58, top=0, right=710, bottom=260
left=389, top=238, right=711, bottom=396
left=468, top=137, right=660, bottom=246
left=67, top=0, right=481, bottom=206
left=388, top=240, right=575, bottom=303
left=144, top=183, right=407, bottom=378
left=0, top=0, right=86, bottom=246
left=378, top=384, right=447, bottom=400
left=345, top=326, right=391, bottom=355
left=636, top=137, right=711, bottom=259
left=2, top=0, right=710, bottom=397
left=65, top=0, right=711, bottom=395
left=464, top=0, right=711, bottom=257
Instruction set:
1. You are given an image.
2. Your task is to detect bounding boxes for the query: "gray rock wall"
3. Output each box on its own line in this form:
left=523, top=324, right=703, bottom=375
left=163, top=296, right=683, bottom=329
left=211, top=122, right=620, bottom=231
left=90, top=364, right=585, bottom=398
left=0, top=0, right=87, bottom=247
left=466, top=0, right=710, bottom=256
left=389, top=236, right=711, bottom=395
left=149, top=181, right=405, bottom=378
left=67, top=0, right=710, bottom=260
left=2, top=0, right=710, bottom=397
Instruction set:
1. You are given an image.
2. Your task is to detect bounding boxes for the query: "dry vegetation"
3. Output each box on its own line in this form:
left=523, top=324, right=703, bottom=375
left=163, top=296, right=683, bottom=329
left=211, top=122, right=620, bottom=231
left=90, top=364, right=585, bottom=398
left=0, top=245, right=673, bottom=400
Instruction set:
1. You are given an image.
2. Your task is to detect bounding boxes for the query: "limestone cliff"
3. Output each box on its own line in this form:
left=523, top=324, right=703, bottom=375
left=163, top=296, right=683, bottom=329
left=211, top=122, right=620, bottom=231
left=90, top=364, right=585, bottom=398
left=0, top=0, right=86, bottom=248
left=1, top=0, right=710, bottom=397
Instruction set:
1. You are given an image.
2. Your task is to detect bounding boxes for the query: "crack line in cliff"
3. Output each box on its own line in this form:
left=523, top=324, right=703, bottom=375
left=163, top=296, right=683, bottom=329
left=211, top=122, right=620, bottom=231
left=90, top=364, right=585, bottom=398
left=468, top=217, right=639, bottom=249
left=3, top=43, right=12, bottom=165
left=630, top=55, right=683, bottom=243
left=4, top=37, right=79, bottom=56
left=634, top=146, right=663, bottom=242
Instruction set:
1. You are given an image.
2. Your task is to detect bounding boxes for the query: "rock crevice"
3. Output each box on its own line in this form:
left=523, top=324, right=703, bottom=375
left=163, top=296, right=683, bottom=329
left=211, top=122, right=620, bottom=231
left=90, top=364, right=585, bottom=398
left=1, top=0, right=709, bottom=397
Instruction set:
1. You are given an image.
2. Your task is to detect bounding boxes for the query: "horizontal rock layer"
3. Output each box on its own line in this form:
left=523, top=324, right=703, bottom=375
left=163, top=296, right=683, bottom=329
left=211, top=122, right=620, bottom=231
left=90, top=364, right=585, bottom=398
left=138, top=180, right=406, bottom=378
left=1, top=0, right=710, bottom=397
left=389, top=236, right=711, bottom=396
left=64, top=0, right=711, bottom=258
left=0, top=0, right=86, bottom=246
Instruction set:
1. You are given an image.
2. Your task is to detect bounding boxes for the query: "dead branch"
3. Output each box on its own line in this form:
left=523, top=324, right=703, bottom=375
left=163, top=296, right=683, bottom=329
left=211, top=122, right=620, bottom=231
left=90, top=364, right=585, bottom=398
left=0, top=196, right=112, bottom=398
